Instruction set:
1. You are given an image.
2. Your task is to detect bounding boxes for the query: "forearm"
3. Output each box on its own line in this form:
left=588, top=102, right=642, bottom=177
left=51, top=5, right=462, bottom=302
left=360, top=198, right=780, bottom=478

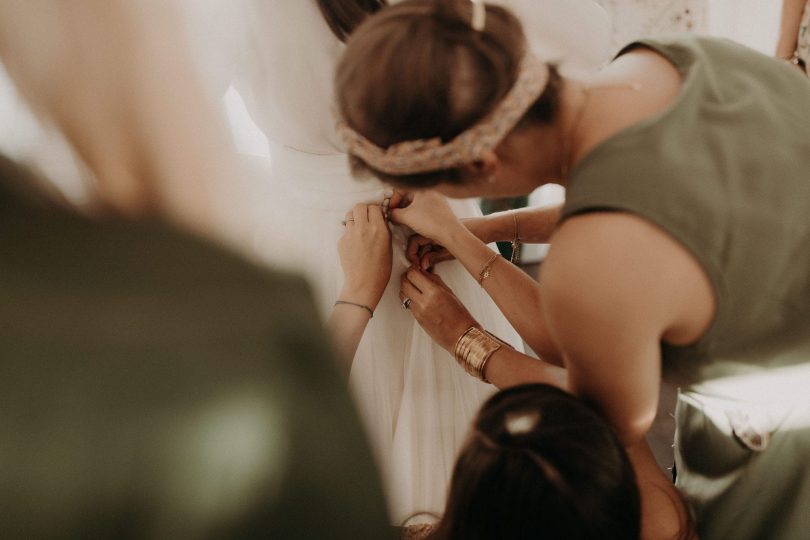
left=776, top=0, right=807, bottom=57
left=439, top=225, right=561, bottom=362
left=483, top=346, right=567, bottom=390
left=627, top=441, right=696, bottom=540
left=327, top=303, right=372, bottom=376
left=477, top=203, right=562, bottom=244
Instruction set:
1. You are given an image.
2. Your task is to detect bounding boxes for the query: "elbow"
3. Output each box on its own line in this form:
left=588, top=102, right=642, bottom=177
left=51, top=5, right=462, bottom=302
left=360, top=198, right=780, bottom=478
left=616, top=409, right=657, bottom=447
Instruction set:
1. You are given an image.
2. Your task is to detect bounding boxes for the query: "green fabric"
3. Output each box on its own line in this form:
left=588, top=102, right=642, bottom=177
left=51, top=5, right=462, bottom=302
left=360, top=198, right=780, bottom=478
left=0, top=161, right=392, bottom=539
left=560, top=36, right=810, bottom=539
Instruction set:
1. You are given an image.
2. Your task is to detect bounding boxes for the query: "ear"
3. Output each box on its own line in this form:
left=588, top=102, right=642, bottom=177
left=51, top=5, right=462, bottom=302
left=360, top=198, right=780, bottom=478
left=463, top=150, right=498, bottom=180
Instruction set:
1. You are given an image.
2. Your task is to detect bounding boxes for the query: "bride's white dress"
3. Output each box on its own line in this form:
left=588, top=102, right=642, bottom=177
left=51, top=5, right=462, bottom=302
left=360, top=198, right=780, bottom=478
left=184, top=0, right=610, bottom=524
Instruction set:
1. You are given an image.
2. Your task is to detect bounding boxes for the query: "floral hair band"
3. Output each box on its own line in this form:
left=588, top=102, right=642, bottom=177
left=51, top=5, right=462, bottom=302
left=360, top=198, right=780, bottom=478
left=335, top=52, right=550, bottom=176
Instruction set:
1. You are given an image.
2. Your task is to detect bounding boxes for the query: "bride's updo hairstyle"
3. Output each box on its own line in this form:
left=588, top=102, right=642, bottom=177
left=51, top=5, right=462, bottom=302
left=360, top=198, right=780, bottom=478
left=316, top=0, right=387, bottom=42
left=335, top=0, right=561, bottom=189
left=432, top=384, right=641, bottom=540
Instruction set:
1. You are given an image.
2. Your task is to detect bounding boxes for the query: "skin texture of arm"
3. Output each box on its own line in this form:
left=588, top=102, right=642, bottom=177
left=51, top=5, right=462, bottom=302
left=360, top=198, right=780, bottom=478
left=328, top=203, right=392, bottom=373
left=328, top=302, right=373, bottom=376
left=627, top=441, right=698, bottom=540
left=405, top=203, right=562, bottom=271
left=392, top=192, right=563, bottom=363
left=541, top=212, right=715, bottom=446
left=470, top=203, right=562, bottom=244
left=776, top=0, right=808, bottom=58
left=398, top=267, right=568, bottom=389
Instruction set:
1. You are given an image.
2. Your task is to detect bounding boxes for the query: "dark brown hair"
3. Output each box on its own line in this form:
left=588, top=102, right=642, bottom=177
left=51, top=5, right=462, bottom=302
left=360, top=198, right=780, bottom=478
left=335, top=0, right=562, bottom=189
left=431, top=384, right=641, bottom=540
left=0, top=153, right=71, bottom=213
left=315, top=0, right=388, bottom=42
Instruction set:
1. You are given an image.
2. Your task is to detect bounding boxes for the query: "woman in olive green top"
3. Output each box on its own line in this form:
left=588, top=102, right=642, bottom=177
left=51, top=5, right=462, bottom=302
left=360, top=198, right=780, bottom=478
left=334, top=1, right=810, bottom=538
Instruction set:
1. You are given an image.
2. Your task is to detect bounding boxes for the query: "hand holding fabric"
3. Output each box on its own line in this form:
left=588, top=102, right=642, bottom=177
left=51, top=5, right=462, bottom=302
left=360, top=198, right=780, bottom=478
left=399, top=267, right=478, bottom=352
left=405, top=217, right=492, bottom=270
left=338, top=202, right=392, bottom=310
left=389, top=190, right=466, bottom=246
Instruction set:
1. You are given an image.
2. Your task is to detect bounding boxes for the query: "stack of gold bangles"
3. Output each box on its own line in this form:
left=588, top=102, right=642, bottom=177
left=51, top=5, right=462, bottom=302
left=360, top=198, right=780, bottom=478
left=453, top=327, right=514, bottom=382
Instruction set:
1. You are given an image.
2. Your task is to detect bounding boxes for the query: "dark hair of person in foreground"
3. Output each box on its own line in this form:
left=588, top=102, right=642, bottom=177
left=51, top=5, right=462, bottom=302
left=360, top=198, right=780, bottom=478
left=432, top=384, right=641, bottom=540
left=315, top=0, right=387, bottom=41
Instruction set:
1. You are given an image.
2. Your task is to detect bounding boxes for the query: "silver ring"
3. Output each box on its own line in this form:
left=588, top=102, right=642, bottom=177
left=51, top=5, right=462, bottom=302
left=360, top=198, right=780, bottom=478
left=401, top=297, right=412, bottom=310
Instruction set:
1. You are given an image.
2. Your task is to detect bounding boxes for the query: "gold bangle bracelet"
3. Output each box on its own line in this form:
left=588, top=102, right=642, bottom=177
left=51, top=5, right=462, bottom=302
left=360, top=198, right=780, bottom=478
left=453, top=327, right=514, bottom=382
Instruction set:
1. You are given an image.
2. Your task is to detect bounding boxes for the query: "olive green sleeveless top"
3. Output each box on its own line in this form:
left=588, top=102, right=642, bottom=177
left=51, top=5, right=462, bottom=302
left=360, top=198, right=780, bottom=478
left=561, top=35, right=810, bottom=387
left=561, top=35, right=810, bottom=540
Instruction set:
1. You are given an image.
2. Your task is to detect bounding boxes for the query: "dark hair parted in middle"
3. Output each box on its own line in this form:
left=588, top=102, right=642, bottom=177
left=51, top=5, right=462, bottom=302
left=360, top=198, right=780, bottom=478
left=315, top=0, right=388, bottom=42
left=431, top=384, right=641, bottom=540
left=335, top=0, right=562, bottom=189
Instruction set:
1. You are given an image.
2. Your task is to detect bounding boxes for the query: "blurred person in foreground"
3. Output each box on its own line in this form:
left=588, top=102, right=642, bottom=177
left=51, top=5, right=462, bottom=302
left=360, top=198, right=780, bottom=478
left=0, top=1, right=390, bottom=538
left=432, top=383, right=643, bottom=540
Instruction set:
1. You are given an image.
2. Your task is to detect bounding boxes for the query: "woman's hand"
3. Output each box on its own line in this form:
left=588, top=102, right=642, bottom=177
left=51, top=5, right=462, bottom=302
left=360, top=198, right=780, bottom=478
left=406, top=217, right=492, bottom=270
left=399, top=267, right=479, bottom=351
left=389, top=191, right=466, bottom=245
left=338, top=202, right=392, bottom=310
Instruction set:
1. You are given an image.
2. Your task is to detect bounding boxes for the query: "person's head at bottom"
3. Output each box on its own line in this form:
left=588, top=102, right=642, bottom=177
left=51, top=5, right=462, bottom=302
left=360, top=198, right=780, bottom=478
left=433, top=384, right=640, bottom=540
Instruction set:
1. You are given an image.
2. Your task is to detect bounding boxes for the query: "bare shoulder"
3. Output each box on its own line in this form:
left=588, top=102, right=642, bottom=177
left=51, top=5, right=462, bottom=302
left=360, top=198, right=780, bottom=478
left=576, top=46, right=682, bottom=160
left=541, top=212, right=715, bottom=346
left=601, top=45, right=682, bottom=105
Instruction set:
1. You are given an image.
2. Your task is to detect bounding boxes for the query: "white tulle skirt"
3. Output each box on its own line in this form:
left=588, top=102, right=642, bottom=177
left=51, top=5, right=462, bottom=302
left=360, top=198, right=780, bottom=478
left=240, top=145, right=522, bottom=525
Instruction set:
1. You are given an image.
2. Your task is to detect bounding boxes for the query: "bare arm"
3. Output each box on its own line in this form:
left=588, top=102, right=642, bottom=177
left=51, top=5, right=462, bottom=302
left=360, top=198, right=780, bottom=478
left=541, top=212, right=715, bottom=444
left=406, top=203, right=561, bottom=270
left=627, top=442, right=697, bottom=540
left=328, top=303, right=374, bottom=376
left=776, top=0, right=808, bottom=59
left=542, top=212, right=708, bottom=538
left=473, top=203, right=562, bottom=244
left=392, top=192, right=562, bottom=363
left=397, top=267, right=567, bottom=389
left=439, top=224, right=563, bottom=363
left=328, top=203, right=393, bottom=373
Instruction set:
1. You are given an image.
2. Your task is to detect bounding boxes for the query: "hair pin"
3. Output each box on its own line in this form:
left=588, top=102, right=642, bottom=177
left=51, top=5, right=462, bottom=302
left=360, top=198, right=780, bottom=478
left=471, top=0, right=486, bottom=32
left=505, top=411, right=541, bottom=435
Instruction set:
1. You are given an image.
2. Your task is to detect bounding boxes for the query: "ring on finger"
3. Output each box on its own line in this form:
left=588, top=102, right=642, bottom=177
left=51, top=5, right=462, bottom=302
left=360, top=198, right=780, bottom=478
left=401, top=297, right=412, bottom=310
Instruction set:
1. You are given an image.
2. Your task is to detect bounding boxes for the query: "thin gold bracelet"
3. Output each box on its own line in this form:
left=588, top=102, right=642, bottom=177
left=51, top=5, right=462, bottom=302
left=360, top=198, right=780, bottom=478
left=477, top=252, right=501, bottom=286
left=334, top=300, right=373, bottom=318
left=510, top=211, right=521, bottom=264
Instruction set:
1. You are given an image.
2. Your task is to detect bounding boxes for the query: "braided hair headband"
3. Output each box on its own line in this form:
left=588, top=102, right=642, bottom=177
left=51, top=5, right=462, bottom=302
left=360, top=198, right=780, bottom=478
left=336, top=52, right=550, bottom=176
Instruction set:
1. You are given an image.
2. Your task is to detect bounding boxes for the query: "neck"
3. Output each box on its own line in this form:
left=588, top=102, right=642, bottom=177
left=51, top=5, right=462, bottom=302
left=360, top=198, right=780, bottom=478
left=555, top=78, right=591, bottom=187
